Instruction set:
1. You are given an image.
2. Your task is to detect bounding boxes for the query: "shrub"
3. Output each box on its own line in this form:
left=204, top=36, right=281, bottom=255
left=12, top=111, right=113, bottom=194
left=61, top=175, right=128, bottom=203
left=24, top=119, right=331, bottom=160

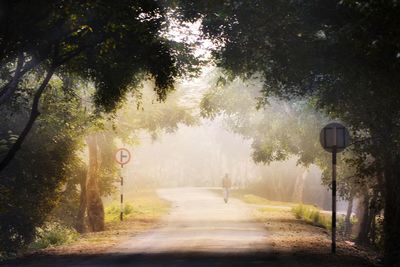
left=29, top=222, right=79, bottom=250
left=105, top=202, right=136, bottom=222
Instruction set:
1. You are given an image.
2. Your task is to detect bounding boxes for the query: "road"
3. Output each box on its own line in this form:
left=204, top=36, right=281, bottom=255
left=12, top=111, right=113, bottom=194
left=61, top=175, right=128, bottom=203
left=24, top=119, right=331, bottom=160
left=72, top=187, right=272, bottom=266
left=110, top=187, right=269, bottom=254
left=3, top=188, right=373, bottom=267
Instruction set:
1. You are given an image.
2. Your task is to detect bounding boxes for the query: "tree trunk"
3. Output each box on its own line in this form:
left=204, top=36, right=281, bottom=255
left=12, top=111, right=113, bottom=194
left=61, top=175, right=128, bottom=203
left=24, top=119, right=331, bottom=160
left=75, top=174, right=87, bottom=233
left=369, top=188, right=380, bottom=245
left=383, top=157, right=400, bottom=267
left=292, top=168, right=308, bottom=203
left=356, top=190, right=371, bottom=245
left=344, top=193, right=354, bottom=238
left=86, top=134, right=104, bottom=232
left=371, top=210, right=376, bottom=245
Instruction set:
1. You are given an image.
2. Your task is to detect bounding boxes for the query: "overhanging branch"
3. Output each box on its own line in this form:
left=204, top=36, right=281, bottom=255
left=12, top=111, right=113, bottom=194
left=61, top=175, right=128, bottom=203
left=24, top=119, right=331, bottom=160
left=0, top=66, right=55, bottom=172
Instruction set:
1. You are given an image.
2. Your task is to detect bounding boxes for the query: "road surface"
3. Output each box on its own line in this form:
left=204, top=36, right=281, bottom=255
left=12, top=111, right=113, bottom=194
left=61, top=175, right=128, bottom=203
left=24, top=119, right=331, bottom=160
left=110, top=187, right=269, bottom=254
left=3, top=188, right=373, bottom=267
left=70, top=187, right=271, bottom=266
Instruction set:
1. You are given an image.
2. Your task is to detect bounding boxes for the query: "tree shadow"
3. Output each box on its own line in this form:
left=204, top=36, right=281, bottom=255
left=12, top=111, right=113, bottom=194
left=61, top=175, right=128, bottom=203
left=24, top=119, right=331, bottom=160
left=1, top=249, right=376, bottom=267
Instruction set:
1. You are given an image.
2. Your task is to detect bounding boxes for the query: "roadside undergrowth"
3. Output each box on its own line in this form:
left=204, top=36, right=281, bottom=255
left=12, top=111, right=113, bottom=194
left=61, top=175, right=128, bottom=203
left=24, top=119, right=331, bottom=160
left=232, top=191, right=378, bottom=265
left=292, top=204, right=331, bottom=229
left=28, top=190, right=170, bottom=255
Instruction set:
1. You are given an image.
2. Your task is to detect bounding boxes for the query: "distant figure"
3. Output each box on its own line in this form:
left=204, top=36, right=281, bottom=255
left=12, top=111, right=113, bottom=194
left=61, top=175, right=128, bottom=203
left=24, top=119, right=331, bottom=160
left=222, top=173, right=232, bottom=203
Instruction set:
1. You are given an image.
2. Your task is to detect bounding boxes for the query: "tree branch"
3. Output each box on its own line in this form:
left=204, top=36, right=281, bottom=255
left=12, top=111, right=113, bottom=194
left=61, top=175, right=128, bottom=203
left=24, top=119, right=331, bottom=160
left=0, top=66, right=55, bottom=172
left=0, top=53, right=25, bottom=105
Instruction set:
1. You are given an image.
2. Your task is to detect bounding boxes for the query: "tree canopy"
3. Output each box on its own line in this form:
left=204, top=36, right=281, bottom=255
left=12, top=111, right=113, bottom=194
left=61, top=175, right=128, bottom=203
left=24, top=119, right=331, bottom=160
left=1, top=1, right=400, bottom=265
left=0, top=0, right=199, bottom=254
left=174, top=1, right=400, bottom=265
left=0, top=0, right=199, bottom=172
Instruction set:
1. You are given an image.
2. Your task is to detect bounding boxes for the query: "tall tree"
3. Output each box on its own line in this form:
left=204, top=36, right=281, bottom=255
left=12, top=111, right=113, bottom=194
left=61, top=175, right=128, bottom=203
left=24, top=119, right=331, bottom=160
left=0, top=76, right=87, bottom=252
left=0, top=0, right=197, bottom=172
left=85, top=134, right=104, bottom=232
left=175, top=1, right=400, bottom=264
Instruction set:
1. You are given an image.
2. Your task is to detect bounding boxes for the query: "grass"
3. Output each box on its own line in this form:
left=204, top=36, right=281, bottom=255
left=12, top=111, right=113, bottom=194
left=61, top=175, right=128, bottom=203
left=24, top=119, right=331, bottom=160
left=105, top=203, right=136, bottom=222
left=29, top=222, right=79, bottom=250
left=214, top=189, right=298, bottom=223
left=81, top=189, right=170, bottom=245
left=105, top=190, right=170, bottom=223
left=257, top=206, right=290, bottom=212
left=29, top=189, right=170, bottom=254
left=292, top=204, right=331, bottom=229
left=238, top=193, right=297, bottom=207
left=221, top=189, right=297, bottom=207
left=228, top=189, right=359, bottom=239
left=226, top=189, right=331, bottom=230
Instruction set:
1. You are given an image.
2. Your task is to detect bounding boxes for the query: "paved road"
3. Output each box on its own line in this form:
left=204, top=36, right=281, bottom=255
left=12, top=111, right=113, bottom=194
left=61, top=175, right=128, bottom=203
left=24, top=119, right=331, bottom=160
left=73, top=187, right=271, bottom=266
left=3, top=188, right=372, bottom=267
left=111, top=187, right=269, bottom=254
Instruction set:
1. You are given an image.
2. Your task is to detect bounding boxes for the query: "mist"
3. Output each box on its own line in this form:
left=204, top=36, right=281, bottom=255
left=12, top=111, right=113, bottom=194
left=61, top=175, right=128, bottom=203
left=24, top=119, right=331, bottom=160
left=3, top=2, right=393, bottom=264
left=109, top=68, right=346, bottom=212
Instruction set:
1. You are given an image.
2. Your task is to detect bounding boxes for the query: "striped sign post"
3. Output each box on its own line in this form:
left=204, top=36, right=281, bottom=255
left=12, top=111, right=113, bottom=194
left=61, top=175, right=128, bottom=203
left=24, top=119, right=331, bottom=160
left=115, top=148, right=131, bottom=221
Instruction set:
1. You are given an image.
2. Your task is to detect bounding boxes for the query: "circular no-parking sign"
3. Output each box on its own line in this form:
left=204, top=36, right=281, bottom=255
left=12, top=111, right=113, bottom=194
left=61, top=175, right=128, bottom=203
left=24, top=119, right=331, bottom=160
left=115, top=148, right=131, bottom=166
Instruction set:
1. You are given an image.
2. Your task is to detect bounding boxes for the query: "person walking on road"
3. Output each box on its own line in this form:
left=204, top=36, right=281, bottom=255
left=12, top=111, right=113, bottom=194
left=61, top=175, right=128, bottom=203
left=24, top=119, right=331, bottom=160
left=222, top=173, right=232, bottom=203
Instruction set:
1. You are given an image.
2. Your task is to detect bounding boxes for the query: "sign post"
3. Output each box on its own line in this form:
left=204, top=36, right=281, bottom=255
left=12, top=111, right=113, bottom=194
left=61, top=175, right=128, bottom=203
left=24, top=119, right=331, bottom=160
left=320, top=122, right=350, bottom=254
left=115, top=148, right=131, bottom=222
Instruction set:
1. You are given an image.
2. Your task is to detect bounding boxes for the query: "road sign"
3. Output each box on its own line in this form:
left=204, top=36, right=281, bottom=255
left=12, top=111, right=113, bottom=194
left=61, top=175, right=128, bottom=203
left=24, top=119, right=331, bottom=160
left=320, top=122, right=350, bottom=254
left=115, top=148, right=131, bottom=222
left=115, top=148, right=131, bottom=166
left=320, top=122, right=350, bottom=153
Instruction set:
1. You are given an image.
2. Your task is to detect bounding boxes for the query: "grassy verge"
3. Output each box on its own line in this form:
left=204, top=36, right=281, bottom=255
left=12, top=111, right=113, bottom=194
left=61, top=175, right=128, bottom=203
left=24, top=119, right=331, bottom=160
left=32, top=189, right=170, bottom=255
left=229, top=190, right=331, bottom=230
left=227, top=189, right=332, bottom=229
left=292, top=204, right=331, bottom=229
left=105, top=190, right=170, bottom=223
left=223, top=189, right=336, bottom=231
left=79, top=189, right=169, bottom=245
left=234, top=192, right=297, bottom=208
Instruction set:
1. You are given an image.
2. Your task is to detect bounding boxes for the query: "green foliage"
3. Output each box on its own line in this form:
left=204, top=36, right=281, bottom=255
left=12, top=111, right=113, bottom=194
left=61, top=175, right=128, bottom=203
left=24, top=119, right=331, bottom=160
left=0, top=78, right=87, bottom=253
left=113, top=85, right=197, bottom=142
left=200, top=78, right=329, bottom=166
left=29, top=222, right=79, bottom=250
left=105, top=203, right=136, bottom=222
left=293, top=204, right=358, bottom=236
left=179, top=1, right=399, bottom=260
left=50, top=161, right=87, bottom=227
left=0, top=0, right=199, bottom=254
left=0, top=0, right=198, bottom=111
left=292, top=204, right=331, bottom=229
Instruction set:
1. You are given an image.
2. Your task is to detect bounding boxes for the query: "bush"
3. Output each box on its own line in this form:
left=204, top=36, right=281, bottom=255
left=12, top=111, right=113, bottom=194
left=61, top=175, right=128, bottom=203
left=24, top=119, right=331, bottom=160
left=292, top=204, right=331, bottom=229
left=0, top=90, right=84, bottom=254
left=29, top=222, right=79, bottom=250
left=105, top=203, right=136, bottom=222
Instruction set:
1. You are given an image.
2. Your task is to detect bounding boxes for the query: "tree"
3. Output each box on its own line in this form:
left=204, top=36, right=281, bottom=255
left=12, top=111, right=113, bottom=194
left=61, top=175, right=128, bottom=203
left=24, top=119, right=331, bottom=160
left=0, top=76, right=87, bottom=252
left=85, top=134, right=104, bottom=232
left=0, top=0, right=197, bottom=172
left=175, top=1, right=400, bottom=265
left=64, top=83, right=196, bottom=233
left=200, top=77, right=332, bottom=202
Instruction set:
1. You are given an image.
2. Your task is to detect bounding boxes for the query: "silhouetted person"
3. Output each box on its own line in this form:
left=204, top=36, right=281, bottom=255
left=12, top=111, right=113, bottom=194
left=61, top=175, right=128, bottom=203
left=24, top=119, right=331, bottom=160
left=222, top=173, right=232, bottom=203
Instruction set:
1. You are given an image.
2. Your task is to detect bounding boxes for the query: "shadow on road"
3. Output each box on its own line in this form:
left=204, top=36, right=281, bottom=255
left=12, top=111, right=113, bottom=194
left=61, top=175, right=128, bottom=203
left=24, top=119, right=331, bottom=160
left=1, top=250, right=376, bottom=267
